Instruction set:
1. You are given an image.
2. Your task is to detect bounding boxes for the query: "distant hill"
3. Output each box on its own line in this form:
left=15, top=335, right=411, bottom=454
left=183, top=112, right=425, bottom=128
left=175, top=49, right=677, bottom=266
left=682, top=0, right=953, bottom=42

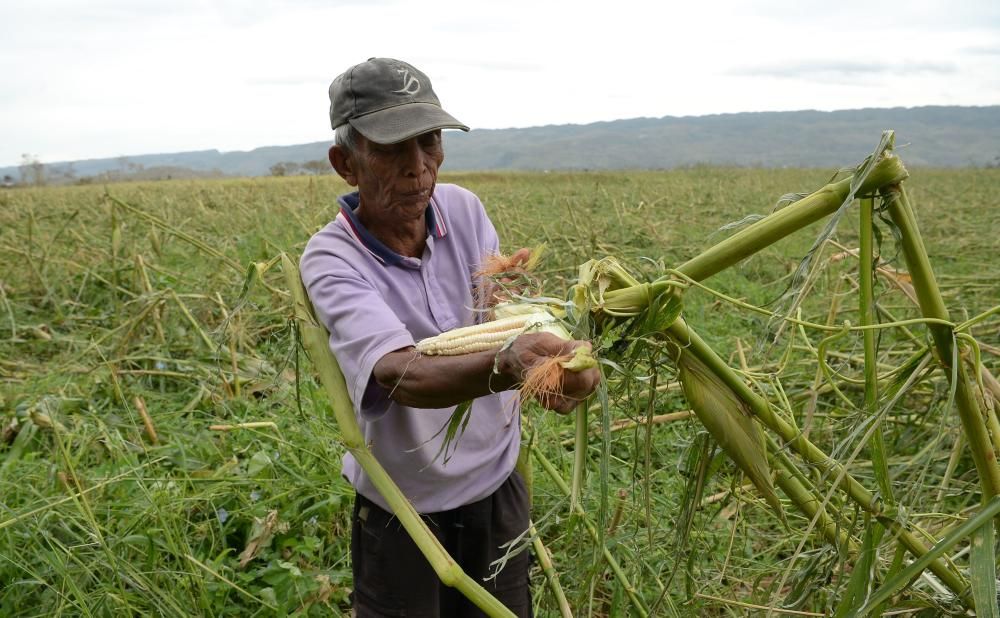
left=4, top=106, right=998, bottom=183
left=442, top=106, right=1000, bottom=170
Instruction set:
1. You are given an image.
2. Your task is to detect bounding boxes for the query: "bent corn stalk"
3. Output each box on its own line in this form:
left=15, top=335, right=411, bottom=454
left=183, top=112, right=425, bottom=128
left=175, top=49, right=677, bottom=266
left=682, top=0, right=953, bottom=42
left=880, top=184, right=1000, bottom=499
left=664, top=316, right=972, bottom=606
left=569, top=267, right=952, bottom=595
left=669, top=132, right=999, bottom=502
left=281, top=254, right=515, bottom=618
left=675, top=149, right=908, bottom=282
left=639, top=133, right=994, bottom=609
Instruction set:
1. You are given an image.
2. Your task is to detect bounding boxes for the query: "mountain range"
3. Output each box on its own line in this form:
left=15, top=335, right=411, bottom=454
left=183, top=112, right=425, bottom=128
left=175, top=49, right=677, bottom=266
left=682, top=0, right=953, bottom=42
left=4, top=106, right=998, bottom=183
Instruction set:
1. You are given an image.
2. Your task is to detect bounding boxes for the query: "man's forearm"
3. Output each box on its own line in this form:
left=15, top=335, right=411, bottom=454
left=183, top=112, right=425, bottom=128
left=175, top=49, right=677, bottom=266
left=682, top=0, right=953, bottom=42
left=373, top=347, right=519, bottom=408
left=372, top=333, right=601, bottom=413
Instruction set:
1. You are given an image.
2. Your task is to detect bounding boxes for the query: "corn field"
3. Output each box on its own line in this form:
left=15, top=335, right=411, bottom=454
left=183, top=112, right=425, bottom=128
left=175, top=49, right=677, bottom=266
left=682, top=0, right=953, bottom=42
left=2, top=133, right=999, bottom=616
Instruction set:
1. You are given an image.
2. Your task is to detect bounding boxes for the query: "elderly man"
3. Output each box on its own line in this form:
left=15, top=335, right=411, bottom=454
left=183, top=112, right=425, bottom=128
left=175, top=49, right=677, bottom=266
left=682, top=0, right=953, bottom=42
left=300, top=58, right=600, bottom=616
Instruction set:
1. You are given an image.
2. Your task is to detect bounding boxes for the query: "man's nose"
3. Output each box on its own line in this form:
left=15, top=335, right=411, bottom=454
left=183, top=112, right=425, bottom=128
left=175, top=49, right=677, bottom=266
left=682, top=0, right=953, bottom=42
left=399, top=139, right=425, bottom=176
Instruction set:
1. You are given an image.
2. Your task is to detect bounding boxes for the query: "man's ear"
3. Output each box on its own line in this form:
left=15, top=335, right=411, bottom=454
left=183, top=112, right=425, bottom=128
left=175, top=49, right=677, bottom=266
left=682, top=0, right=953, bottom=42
left=329, top=145, right=358, bottom=186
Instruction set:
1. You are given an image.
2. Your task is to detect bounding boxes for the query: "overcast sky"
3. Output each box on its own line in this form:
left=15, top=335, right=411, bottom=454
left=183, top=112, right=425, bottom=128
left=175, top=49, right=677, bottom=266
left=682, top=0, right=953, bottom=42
left=2, top=0, right=998, bottom=167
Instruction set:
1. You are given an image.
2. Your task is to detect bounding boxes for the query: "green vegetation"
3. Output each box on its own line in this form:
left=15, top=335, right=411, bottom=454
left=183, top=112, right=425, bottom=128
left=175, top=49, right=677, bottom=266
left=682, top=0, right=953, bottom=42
left=1, top=158, right=998, bottom=615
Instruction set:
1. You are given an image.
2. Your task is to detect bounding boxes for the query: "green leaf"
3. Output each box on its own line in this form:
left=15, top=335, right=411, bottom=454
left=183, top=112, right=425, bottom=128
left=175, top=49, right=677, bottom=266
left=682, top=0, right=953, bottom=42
left=641, top=289, right=683, bottom=334
left=277, top=561, right=302, bottom=578
left=833, top=515, right=884, bottom=618
left=259, top=587, right=278, bottom=607
left=247, top=451, right=273, bottom=477
left=853, top=496, right=1000, bottom=616
left=970, top=518, right=999, bottom=618
left=665, top=431, right=712, bottom=589
left=427, top=400, right=474, bottom=465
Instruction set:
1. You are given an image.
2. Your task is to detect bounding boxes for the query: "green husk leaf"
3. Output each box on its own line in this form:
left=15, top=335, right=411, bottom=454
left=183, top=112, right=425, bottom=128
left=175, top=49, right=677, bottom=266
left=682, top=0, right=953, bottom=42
left=560, top=346, right=598, bottom=372
left=677, top=350, right=784, bottom=520
left=640, top=289, right=683, bottom=334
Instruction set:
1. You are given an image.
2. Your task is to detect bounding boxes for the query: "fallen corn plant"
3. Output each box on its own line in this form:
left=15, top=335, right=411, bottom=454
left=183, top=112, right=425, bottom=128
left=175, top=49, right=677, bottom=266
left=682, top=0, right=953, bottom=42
left=343, top=131, right=999, bottom=614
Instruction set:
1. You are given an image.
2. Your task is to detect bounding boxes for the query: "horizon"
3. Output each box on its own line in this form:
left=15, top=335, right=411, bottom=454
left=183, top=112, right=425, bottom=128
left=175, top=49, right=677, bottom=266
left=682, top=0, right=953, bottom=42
left=3, top=103, right=996, bottom=169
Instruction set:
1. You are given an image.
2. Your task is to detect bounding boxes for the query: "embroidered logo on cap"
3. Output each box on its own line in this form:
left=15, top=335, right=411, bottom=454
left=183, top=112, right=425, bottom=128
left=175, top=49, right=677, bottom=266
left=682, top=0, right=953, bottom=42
left=392, top=67, right=421, bottom=95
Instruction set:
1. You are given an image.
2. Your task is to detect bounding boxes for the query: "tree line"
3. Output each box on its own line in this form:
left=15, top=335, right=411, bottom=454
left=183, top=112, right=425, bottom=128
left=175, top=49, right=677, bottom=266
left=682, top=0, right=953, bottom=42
left=268, top=160, right=330, bottom=176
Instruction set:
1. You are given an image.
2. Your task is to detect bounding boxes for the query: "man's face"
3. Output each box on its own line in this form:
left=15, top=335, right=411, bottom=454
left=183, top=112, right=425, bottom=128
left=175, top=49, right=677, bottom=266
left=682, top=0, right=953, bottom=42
left=349, top=130, right=444, bottom=223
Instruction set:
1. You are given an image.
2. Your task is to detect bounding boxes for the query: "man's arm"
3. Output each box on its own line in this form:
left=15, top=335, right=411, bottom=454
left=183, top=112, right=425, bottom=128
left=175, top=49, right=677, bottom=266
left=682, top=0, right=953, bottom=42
left=373, top=332, right=600, bottom=414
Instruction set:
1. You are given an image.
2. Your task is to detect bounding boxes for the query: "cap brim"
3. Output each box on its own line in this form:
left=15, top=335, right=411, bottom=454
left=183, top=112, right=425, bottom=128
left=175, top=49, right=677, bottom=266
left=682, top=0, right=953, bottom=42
left=349, top=102, right=469, bottom=144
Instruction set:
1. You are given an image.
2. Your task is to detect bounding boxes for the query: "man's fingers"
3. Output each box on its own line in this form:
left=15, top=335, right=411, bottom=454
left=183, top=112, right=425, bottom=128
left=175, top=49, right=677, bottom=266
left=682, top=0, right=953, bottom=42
left=563, top=366, right=601, bottom=399
left=533, top=365, right=600, bottom=414
left=553, top=399, right=576, bottom=415
left=511, top=335, right=601, bottom=411
left=537, top=392, right=580, bottom=415
left=510, top=248, right=532, bottom=265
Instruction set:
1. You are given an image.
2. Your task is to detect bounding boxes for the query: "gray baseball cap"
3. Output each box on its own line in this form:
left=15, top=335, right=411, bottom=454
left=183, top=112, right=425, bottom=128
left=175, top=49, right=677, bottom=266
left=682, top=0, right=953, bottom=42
left=329, top=58, right=469, bottom=144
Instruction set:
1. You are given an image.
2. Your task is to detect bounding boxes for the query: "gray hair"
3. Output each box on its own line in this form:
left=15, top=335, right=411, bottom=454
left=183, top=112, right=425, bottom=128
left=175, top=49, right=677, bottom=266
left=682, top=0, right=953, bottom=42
left=334, top=124, right=359, bottom=157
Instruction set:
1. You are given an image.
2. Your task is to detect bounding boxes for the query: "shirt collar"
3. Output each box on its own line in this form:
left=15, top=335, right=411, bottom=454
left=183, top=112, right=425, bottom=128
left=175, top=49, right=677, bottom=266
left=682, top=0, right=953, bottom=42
left=335, top=192, right=447, bottom=266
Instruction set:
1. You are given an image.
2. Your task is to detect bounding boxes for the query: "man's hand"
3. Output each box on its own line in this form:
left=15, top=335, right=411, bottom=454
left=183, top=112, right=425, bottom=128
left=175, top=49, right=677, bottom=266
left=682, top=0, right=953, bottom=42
left=499, top=332, right=602, bottom=414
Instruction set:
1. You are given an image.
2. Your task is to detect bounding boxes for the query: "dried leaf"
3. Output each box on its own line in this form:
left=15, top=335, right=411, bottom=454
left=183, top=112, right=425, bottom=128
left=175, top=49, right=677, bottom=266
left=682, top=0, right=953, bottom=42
left=238, top=510, right=280, bottom=568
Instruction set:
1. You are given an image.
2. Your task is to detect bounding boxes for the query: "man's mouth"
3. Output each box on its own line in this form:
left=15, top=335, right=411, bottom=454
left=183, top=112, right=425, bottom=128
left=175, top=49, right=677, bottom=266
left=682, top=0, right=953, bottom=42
left=399, top=189, right=431, bottom=201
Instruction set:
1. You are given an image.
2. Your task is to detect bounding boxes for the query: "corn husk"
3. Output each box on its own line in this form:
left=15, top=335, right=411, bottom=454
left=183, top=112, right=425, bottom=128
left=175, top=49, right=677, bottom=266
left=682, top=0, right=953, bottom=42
left=474, top=246, right=545, bottom=310
left=569, top=257, right=641, bottom=312
left=677, top=349, right=784, bottom=520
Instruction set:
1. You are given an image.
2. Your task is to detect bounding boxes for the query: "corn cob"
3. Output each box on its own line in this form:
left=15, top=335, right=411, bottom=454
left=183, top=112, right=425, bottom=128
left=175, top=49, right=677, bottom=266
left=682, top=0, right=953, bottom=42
left=415, top=312, right=558, bottom=356
left=675, top=347, right=783, bottom=519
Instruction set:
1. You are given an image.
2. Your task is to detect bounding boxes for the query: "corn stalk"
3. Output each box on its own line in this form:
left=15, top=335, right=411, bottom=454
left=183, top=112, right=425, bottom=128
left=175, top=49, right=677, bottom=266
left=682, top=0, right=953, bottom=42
left=551, top=148, right=970, bottom=607
left=644, top=133, right=996, bottom=609
left=281, top=254, right=515, bottom=618
left=674, top=146, right=908, bottom=282
left=663, top=316, right=972, bottom=605
left=672, top=136, right=999, bottom=503
left=562, top=133, right=983, bottom=608
left=879, top=184, right=1000, bottom=499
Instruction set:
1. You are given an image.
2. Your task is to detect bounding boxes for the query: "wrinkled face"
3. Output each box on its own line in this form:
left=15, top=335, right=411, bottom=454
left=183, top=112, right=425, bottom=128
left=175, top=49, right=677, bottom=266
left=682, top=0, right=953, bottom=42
left=347, top=130, right=444, bottom=224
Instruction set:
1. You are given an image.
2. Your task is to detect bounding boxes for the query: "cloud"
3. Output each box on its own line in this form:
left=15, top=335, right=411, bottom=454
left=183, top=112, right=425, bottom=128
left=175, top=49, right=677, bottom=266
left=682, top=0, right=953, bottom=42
left=247, top=76, right=325, bottom=87
left=1, top=0, right=998, bottom=166
left=209, top=0, right=398, bottom=27
left=728, top=60, right=958, bottom=79
left=729, top=0, right=1000, bottom=31
left=431, top=58, right=543, bottom=73
left=964, top=45, right=1000, bottom=56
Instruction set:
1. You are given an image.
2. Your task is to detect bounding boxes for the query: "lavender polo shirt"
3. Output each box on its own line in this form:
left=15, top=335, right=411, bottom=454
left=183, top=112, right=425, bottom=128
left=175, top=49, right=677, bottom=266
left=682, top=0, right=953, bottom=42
left=300, top=183, right=521, bottom=514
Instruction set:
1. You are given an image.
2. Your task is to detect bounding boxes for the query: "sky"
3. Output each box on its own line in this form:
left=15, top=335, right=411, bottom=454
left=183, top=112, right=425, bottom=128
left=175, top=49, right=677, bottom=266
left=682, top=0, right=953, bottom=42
left=1, top=0, right=999, bottom=167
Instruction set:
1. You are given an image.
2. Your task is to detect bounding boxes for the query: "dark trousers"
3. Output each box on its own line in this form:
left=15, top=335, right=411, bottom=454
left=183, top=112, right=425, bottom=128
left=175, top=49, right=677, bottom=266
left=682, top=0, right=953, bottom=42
left=351, top=471, right=532, bottom=617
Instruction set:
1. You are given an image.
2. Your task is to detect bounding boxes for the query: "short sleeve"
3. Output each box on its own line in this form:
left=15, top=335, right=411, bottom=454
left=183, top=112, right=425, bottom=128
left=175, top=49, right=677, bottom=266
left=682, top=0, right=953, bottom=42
left=300, top=253, right=414, bottom=421
left=461, top=190, right=501, bottom=297
left=473, top=194, right=501, bottom=258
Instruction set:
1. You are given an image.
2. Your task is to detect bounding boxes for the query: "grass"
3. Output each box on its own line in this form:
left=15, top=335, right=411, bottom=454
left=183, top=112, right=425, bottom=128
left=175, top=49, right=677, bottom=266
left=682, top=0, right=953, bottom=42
left=1, top=166, right=998, bottom=616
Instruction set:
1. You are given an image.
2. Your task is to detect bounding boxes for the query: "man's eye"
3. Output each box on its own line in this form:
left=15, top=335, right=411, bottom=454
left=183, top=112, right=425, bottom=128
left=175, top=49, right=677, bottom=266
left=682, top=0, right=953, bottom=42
left=419, top=133, right=441, bottom=147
